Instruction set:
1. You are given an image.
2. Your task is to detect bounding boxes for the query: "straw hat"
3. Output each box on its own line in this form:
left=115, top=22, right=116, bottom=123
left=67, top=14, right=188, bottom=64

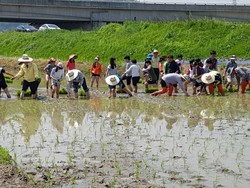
left=18, top=54, right=33, bottom=63
left=69, top=54, right=77, bottom=60
left=105, top=75, right=120, bottom=86
left=153, top=49, right=159, bottom=54
left=201, top=73, right=215, bottom=84
left=230, top=55, right=236, bottom=60
left=66, top=69, right=79, bottom=81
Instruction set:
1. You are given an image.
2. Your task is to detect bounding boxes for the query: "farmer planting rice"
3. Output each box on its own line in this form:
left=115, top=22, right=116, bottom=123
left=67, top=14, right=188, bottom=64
left=151, top=73, right=189, bottom=96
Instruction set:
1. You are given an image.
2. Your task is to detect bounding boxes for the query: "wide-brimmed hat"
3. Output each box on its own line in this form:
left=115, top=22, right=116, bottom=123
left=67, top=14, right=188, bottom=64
left=230, top=55, right=236, bottom=60
left=105, top=75, right=120, bottom=86
left=69, top=54, right=77, bottom=60
left=57, top=62, right=63, bottom=69
left=66, top=69, right=79, bottom=81
left=201, top=73, right=215, bottom=84
left=153, top=49, right=159, bottom=54
left=18, top=54, right=33, bottom=63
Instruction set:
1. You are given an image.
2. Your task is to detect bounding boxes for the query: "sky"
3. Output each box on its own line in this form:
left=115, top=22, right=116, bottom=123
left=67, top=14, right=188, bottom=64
left=140, top=0, right=249, bottom=5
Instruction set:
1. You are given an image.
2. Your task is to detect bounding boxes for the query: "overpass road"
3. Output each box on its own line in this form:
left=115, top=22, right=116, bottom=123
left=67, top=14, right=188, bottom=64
left=0, top=0, right=250, bottom=30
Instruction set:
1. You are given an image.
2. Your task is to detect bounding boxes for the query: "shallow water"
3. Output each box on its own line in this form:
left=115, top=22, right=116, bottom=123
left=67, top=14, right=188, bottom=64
left=0, top=93, right=250, bottom=187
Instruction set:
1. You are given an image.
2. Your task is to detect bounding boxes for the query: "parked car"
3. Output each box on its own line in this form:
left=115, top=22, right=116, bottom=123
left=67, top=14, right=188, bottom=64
left=38, top=24, right=61, bottom=31
left=16, top=25, right=37, bottom=32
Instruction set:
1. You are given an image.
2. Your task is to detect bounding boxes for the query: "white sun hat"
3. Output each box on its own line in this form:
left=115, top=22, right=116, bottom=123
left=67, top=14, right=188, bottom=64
left=105, top=75, right=120, bottom=86
left=201, top=72, right=215, bottom=84
left=66, top=69, right=79, bottom=81
left=18, top=54, right=33, bottom=63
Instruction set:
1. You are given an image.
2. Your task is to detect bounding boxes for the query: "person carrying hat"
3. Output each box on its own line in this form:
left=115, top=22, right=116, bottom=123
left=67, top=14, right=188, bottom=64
left=66, top=69, right=90, bottom=99
left=50, top=62, right=64, bottom=98
left=44, top=57, right=56, bottom=92
left=223, top=55, right=238, bottom=90
left=12, top=54, right=40, bottom=99
left=151, top=73, right=189, bottom=96
left=201, top=71, right=225, bottom=96
left=234, top=67, right=250, bottom=94
left=0, top=67, right=14, bottom=98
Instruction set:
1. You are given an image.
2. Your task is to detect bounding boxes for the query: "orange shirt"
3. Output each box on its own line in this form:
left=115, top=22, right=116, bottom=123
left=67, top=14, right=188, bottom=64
left=91, top=62, right=102, bottom=75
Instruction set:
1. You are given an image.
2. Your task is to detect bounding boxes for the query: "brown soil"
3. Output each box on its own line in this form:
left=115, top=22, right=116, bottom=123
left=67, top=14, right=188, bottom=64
left=0, top=165, right=31, bottom=188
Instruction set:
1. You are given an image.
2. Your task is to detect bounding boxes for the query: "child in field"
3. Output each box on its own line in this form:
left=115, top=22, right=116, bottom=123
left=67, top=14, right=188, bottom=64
left=90, top=56, right=102, bottom=88
left=0, top=67, right=13, bottom=98
left=44, top=58, right=56, bottom=91
left=50, top=62, right=64, bottom=98
left=105, top=57, right=132, bottom=98
left=121, top=59, right=141, bottom=93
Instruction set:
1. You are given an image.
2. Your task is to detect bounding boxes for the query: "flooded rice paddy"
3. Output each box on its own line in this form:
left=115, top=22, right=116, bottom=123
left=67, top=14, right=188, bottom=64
left=1, top=92, right=250, bottom=187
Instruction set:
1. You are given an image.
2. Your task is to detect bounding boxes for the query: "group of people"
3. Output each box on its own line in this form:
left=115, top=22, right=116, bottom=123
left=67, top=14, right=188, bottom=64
left=0, top=50, right=250, bottom=99
left=104, top=50, right=250, bottom=97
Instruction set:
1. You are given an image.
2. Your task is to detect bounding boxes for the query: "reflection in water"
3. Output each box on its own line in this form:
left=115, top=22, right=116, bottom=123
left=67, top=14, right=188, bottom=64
left=0, top=94, right=250, bottom=187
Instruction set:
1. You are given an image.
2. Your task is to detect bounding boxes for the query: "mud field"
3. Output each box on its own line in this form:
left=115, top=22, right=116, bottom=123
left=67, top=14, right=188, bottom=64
left=1, top=84, right=250, bottom=188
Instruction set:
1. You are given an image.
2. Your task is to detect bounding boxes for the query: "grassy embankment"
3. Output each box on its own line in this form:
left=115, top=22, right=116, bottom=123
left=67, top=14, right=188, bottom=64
left=1, top=20, right=250, bottom=93
left=1, top=20, right=250, bottom=68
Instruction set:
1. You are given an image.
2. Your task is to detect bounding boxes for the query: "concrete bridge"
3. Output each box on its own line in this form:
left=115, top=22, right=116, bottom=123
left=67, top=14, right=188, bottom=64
left=0, top=0, right=250, bottom=30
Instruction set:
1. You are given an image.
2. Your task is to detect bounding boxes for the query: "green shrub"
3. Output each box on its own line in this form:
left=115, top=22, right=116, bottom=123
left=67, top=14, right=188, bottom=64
left=0, top=146, right=12, bottom=165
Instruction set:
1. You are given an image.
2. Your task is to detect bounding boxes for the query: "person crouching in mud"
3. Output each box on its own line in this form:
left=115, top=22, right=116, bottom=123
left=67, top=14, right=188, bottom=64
left=151, top=73, right=189, bottom=96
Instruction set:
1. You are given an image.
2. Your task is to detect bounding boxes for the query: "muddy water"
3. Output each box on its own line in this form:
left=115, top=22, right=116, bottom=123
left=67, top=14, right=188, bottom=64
left=0, top=93, right=250, bottom=187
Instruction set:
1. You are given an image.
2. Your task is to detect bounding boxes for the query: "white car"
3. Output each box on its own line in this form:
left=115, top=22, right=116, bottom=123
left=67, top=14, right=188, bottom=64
left=38, top=24, right=61, bottom=31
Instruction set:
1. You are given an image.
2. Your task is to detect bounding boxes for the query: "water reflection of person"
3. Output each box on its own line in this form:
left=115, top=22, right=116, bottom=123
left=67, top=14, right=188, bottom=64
left=51, top=107, right=64, bottom=134
left=204, top=118, right=214, bottom=131
left=166, top=117, right=177, bottom=130
left=19, top=103, right=42, bottom=142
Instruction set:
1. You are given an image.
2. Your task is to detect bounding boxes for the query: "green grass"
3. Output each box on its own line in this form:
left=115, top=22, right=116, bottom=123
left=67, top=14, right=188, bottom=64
left=0, top=146, right=12, bottom=165
left=16, top=90, right=31, bottom=96
left=1, top=20, right=250, bottom=64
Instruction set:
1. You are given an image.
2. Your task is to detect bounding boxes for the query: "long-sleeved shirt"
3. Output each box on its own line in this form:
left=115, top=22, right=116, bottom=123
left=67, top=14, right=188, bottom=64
left=50, top=67, right=64, bottom=81
left=124, top=64, right=140, bottom=77
left=15, top=62, right=39, bottom=82
left=235, top=67, right=250, bottom=81
left=161, top=73, right=185, bottom=92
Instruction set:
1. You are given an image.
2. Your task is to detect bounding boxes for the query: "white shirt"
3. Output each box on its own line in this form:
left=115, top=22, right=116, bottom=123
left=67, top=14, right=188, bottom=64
left=125, top=64, right=141, bottom=77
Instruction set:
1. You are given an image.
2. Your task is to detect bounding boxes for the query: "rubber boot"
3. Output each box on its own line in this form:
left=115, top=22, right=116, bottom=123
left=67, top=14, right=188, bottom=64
left=74, top=92, right=78, bottom=99
left=217, top=84, right=225, bottom=96
left=85, top=91, right=90, bottom=99
left=208, top=84, right=214, bottom=95
left=20, top=91, right=25, bottom=99
left=241, top=81, right=248, bottom=94
left=4, top=88, right=11, bottom=98
left=168, top=85, right=174, bottom=96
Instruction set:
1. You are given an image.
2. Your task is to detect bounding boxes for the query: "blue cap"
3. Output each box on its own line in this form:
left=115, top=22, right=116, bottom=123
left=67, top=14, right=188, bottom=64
left=146, top=54, right=153, bottom=59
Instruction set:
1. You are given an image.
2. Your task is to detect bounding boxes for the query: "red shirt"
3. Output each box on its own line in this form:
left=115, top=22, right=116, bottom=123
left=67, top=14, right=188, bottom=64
left=66, top=61, right=75, bottom=71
